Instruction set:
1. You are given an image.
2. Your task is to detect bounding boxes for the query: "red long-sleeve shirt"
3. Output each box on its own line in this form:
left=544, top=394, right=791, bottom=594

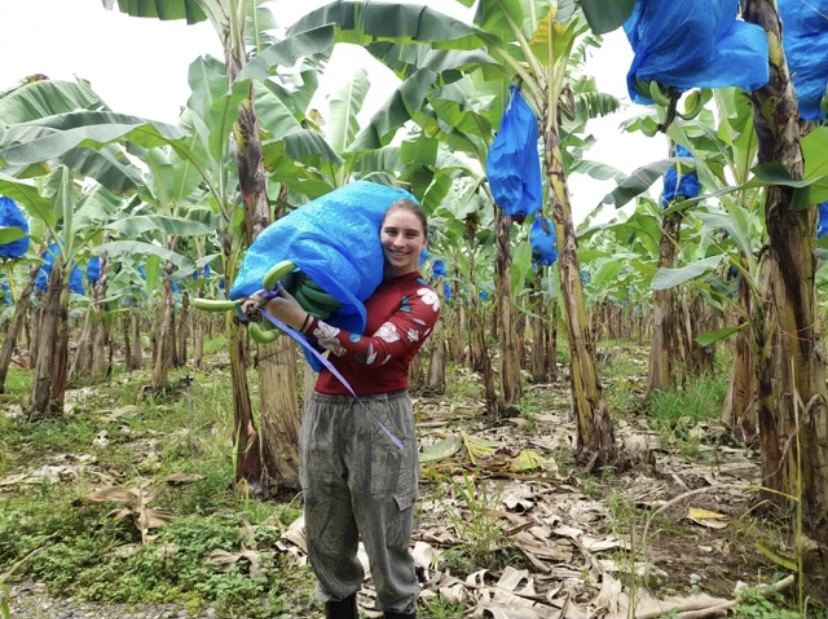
left=306, top=271, right=440, bottom=395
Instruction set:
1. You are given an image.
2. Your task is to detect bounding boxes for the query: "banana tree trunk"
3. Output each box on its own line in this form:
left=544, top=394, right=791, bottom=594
left=745, top=0, right=828, bottom=592
left=469, top=297, right=497, bottom=411
left=128, top=308, right=143, bottom=371
left=722, top=266, right=756, bottom=441
left=151, top=279, right=175, bottom=392
left=178, top=291, right=190, bottom=367
left=228, top=315, right=266, bottom=494
left=685, top=293, right=715, bottom=376
left=495, top=209, right=522, bottom=411
left=0, top=264, right=38, bottom=393
left=647, top=211, right=681, bottom=394
left=426, top=278, right=446, bottom=394
left=258, top=337, right=300, bottom=492
left=30, top=267, right=66, bottom=418
left=531, top=266, right=546, bottom=382
left=456, top=304, right=467, bottom=365
left=542, top=114, right=616, bottom=469
left=229, top=45, right=293, bottom=492
left=447, top=288, right=462, bottom=362
left=193, top=291, right=204, bottom=369
left=122, top=316, right=132, bottom=371
left=546, top=295, right=558, bottom=381
left=70, top=308, right=94, bottom=378
left=91, top=251, right=111, bottom=380
left=409, top=349, right=424, bottom=390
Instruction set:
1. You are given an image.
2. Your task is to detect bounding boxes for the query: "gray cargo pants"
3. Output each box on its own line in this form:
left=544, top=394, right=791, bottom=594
left=299, top=390, right=420, bottom=614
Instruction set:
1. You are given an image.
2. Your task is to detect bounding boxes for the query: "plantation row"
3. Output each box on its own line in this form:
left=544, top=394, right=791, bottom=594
left=0, top=0, right=827, bottom=611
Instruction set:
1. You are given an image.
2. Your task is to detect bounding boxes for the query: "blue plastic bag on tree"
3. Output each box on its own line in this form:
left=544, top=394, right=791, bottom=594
left=624, top=0, right=769, bottom=104
left=36, top=243, right=85, bottom=295
left=0, top=196, right=29, bottom=260
left=193, top=264, right=211, bottom=280
left=1, top=279, right=11, bottom=305
left=87, top=257, right=101, bottom=286
left=230, top=180, right=419, bottom=355
left=661, top=145, right=701, bottom=206
left=530, top=216, right=558, bottom=267
left=486, top=85, right=542, bottom=220
left=818, top=202, right=828, bottom=239
left=432, top=259, right=447, bottom=280
left=779, top=0, right=828, bottom=120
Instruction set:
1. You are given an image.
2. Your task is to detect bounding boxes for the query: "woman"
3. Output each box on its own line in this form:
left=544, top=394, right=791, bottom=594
left=265, top=198, right=439, bottom=619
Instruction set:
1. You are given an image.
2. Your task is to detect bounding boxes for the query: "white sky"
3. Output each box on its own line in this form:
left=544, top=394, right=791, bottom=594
left=0, top=0, right=664, bottom=223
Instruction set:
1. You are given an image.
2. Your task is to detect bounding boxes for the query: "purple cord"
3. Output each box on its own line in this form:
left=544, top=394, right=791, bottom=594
left=257, top=303, right=405, bottom=451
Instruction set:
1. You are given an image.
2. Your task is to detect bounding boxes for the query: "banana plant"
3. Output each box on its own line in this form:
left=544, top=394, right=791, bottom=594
left=103, top=0, right=342, bottom=495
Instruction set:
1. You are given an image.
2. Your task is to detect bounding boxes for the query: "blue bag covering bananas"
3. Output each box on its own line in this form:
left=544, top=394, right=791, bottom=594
left=625, top=0, right=769, bottom=105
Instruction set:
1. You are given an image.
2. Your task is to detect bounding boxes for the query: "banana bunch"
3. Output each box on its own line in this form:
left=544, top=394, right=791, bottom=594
left=634, top=81, right=705, bottom=135
left=192, top=260, right=341, bottom=344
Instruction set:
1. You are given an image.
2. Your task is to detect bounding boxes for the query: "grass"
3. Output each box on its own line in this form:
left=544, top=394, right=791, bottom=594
left=0, top=334, right=811, bottom=619
left=0, top=361, right=316, bottom=619
left=646, top=374, right=728, bottom=458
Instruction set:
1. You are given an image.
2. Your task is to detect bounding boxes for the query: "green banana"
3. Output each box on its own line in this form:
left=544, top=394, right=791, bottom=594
left=677, top=90, right=704, bottom=120
left=280, top=270, right=299, bottom=296
left=294, top=287, right=332, bottom=320
left=648, top=80, right=673, bottom=107
left=640, top=121, right=659, bottom=138
left=192, top=298, right=242, bottom=313
left=249, top=321, right=279, bottom=344
left=297, top=274, right=324, bottom=291
left=299, top=284, right=340, bottom=311
left=262, top=260, right=296, bottom=291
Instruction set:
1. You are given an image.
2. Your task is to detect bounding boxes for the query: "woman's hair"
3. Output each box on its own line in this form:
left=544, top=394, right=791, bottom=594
left=382, top=198, right=428, bottom=239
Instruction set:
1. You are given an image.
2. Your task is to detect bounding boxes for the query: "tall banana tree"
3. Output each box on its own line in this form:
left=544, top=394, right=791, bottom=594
left=102, top=0, right=337, bottom=494
left=742, top=0, right=828, bottom=591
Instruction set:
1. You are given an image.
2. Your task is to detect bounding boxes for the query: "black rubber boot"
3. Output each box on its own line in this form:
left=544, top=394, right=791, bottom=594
left=325, top=594, right=358, bottom=619
left=383, top=611, right=416, bottom=619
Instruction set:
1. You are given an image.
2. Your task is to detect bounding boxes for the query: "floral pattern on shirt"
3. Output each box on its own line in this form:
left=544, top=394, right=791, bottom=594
left=313, top=321, right=347, bottom=357
left=376, top=322, right=400, bottom=344
left=417, top=287, right=440, bottom=311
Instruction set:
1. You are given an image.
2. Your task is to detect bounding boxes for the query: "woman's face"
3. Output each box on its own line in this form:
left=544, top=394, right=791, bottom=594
left=381, top=208, right=426, bottom=277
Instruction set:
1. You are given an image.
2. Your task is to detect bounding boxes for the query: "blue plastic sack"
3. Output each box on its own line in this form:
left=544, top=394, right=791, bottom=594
left=36, top=243, right=85, bottom=295
left=444, top=281, right=452, bottom=302
left=0, top=196, right=29, bottom=260
left=193, top=264, right=211, bottom=280
left=1, top=279, right=11, bottom=305
left=818, top=202, right=828, bottom=239
left=486, top=85, right=542, bottom=220
left=530, top=215, right=558, bottom=266
left=779, top=0, right=828, bottom=120
left=87, top=257, right=101, bottom=286
left=624, top=0, right=769, bottom=104
left=432, top=259, right=447, bottom=279
left=231, top=180, right=418, bottom=342
left=661, top=145, right=701, bottom=206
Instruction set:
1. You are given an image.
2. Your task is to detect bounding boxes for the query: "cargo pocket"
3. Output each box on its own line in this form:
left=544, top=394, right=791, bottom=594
left=387, top=491, right=416, bottom=548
